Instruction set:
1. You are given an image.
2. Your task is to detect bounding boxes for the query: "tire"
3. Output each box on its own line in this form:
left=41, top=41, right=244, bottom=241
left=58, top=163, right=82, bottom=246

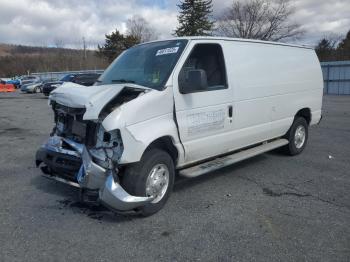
left=282, top=117, right=308, bottom=156
left=122, top=148, right=175, bottom=216
left=34, top=87, right=41, bottom=93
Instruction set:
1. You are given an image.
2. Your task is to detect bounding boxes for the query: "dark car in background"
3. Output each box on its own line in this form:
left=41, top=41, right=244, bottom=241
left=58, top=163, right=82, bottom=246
left=42, top=73, right=101, bottom=96
left=42, top=77, right=67, bottom=96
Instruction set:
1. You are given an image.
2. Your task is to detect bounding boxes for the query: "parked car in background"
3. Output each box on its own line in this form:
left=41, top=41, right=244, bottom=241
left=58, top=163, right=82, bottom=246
left=20, top=76, right=41, bottom=88
left=42, top=75, right=71, bottom=96
left=5, top=78, right=21, bottom=88
left=0, top=78, right=11, bottom=83
left=71, top=73, right=101, bottom=86
left=1, top=75, right=42, bottom=89
left=20, top=77, right=43, bottom=93
left=1, top=78, right=19, bottom=87
left=42, top=73, right=101, bottom=96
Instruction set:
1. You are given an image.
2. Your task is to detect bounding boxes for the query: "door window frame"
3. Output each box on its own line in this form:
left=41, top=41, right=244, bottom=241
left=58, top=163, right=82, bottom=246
left=177, top=43, right=228, bottom=94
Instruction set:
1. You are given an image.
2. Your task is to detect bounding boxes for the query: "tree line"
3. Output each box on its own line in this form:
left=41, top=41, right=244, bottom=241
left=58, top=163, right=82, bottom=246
left=0, top=45, right=107, bottom=77
left=315, top=31, right=350, bottom=62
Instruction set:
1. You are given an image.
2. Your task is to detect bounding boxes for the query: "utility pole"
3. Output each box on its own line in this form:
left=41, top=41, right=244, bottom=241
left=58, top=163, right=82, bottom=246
left=82, top=37, right=87, bottom=70
left=83, top=37, right=87, bottom=60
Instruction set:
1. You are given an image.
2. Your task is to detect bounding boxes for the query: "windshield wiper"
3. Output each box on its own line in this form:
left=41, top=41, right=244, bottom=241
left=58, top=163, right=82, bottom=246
left=111, top=79, right=135, bottom=83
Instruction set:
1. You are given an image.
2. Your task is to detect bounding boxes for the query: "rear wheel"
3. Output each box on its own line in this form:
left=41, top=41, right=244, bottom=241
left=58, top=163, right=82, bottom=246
left=34, top=87, right=41, bottom=93
left=122, top=148, right=175, bottom=216
left=282, top=117, right=308, bottom=155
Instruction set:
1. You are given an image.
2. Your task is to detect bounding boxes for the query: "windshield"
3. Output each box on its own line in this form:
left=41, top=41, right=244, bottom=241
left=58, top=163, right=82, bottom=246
left=97, top=40, right=188, bottom=90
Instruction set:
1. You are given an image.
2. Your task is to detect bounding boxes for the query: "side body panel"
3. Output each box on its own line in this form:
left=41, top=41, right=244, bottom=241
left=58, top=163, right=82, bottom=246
left=224, top=41, right=272, bottom=150
left=227, top=42, right=323, bottom=142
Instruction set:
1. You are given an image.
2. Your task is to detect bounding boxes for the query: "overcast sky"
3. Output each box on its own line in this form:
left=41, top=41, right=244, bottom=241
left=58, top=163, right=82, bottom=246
left=0, top=0, right=349, bottom=48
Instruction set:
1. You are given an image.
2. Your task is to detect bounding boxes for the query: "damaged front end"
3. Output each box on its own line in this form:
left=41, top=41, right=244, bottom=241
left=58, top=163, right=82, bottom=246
left=36, top=85, right=154, bottom=211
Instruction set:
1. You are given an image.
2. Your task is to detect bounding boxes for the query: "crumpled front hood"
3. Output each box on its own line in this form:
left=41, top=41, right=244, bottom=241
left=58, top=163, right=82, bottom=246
left=49, top=82, right=149, bottom=120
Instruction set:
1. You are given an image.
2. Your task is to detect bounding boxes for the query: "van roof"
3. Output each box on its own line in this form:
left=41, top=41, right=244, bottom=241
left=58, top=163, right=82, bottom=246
left=149, top=36, right=313, bottom=50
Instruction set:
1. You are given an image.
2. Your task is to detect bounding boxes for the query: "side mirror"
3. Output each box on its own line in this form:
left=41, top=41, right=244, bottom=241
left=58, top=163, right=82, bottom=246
left=179, top=69, right=208, bottom=94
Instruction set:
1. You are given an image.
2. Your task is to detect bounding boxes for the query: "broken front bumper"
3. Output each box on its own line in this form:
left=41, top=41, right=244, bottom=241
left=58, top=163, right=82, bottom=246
left=36, top=136, right=153, bottom=211
left=35, top=136, right=82, bottom=181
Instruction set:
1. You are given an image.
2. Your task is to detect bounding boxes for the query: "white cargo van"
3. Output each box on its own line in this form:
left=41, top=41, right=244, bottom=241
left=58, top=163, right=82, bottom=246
left=36, top=37, right=323, bottom=216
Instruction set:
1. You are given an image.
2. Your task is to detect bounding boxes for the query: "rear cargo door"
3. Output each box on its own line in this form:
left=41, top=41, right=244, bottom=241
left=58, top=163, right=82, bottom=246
left=173, top=41, right=234, bottom=164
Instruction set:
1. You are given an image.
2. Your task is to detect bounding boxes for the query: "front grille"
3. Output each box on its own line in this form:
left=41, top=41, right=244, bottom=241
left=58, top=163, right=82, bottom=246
left=54, top=103, right=86, bottom=117
left=52, top=102, right=97, bottom=146
left=56, top=157, right=80, bottom=167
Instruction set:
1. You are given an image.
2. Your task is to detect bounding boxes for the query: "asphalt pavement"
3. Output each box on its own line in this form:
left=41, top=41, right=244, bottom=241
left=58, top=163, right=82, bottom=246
left=0, top=92, right=349, bottom=262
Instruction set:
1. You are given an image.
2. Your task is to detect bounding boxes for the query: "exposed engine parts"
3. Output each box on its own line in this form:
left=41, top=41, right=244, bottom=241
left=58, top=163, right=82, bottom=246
left=99, top=87, right=147, bottom=119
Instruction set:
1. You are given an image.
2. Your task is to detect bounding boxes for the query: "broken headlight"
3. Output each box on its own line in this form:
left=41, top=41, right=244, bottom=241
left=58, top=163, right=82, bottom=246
left=89, top=125, right=124, bottom=169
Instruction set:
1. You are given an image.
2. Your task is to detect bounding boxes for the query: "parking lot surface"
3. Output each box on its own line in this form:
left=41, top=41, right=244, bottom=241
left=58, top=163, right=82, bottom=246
left=0, top=92, right=349, bottom=262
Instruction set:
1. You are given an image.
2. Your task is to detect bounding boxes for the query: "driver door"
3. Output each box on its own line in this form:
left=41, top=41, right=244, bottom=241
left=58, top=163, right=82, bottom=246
left=173, top=41, right=234, bottom=164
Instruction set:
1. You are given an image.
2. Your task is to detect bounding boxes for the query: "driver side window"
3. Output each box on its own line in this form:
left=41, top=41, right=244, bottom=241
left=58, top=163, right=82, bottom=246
left=179, top=44, right=227, bottom=93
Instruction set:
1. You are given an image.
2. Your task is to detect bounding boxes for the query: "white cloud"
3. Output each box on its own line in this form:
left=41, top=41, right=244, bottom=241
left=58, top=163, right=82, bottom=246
left=0, top=0, right=349, bottom=48
left=292, top=0, right=350, bottom=44
left=0, top=0, right=178, bottom=48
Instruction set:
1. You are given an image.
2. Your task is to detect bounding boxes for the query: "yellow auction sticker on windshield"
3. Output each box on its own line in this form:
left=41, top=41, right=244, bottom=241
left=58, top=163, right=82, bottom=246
left=156, top=47, right=179, bottom=56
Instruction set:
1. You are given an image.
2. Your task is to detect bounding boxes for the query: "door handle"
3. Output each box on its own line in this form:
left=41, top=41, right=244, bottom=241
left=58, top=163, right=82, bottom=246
left=228, top=105, right=233, bottom=118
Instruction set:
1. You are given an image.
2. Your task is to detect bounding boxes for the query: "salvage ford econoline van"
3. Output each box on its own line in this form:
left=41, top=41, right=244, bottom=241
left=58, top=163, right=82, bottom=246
left=36, top=37, right=323, bottom=216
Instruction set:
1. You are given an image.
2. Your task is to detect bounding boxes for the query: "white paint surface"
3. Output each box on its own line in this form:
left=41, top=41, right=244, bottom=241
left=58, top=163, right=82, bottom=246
left=50, top=37, right=323, bottom=167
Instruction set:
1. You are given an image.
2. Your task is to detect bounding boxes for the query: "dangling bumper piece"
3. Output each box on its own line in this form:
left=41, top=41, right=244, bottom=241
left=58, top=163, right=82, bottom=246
left=36, top=136, right=154, bottom=211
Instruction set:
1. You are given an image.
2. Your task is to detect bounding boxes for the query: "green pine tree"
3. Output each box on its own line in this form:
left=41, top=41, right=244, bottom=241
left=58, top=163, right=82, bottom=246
left=315, top=38, right=335, bottom=62
left=98, top=29, right=139, bottom=62
left=337, top=30, right=350, bottom=61
left=338, top=30, right=350, bottom=50
left=175, top=0, right=214, bottom=37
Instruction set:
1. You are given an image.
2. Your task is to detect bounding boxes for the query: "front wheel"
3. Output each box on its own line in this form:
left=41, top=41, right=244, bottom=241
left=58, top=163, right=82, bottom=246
left=34, top=87, right=41, bottom=93
left=121, top=149, right=175, bottom=216
left=282, top=117, right=308, bottom=155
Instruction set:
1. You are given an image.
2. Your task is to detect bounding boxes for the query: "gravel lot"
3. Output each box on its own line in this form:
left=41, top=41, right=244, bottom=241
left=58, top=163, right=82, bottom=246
left=0, top=92, right=349, bottom=262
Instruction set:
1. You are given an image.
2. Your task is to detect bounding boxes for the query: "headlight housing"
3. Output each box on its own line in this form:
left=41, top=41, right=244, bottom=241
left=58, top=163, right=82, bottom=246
left=89, top=125, right=124, bottom=168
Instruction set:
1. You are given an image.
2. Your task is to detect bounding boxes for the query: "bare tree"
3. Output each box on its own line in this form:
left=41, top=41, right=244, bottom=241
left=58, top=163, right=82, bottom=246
left=53, top=38, right=65, bottom=48
left=216, top=0, right=304, bottom=41
left=126, top=15, right=157, bottom=42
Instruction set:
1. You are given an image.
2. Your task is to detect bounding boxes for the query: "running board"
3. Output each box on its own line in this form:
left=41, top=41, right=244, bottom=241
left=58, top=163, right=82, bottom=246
left=179, top=139, right=288, bottom=178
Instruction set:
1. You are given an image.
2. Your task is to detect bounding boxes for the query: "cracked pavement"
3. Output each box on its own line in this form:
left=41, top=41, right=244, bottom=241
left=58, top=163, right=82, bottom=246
left=0, top=93, right=349, bottom=261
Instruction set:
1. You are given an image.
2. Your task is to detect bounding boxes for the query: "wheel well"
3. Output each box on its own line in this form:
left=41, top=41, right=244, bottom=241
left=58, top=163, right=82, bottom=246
left=146, top=136, right=179, bottom=164
left=295, top=108, right=311, bottom=125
